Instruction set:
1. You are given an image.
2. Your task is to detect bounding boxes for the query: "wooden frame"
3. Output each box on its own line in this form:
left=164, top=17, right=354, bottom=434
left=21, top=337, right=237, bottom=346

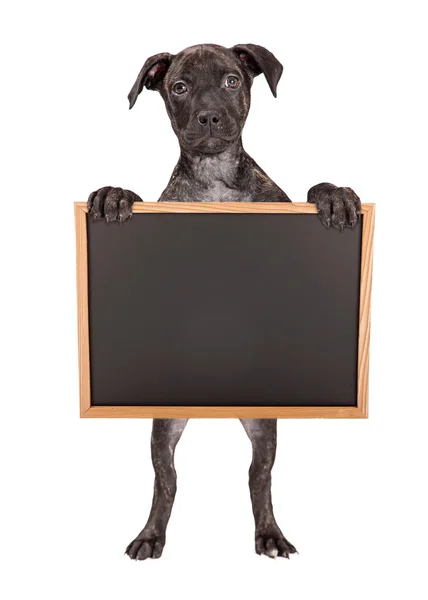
left=75, top=201, right=375, bottom=419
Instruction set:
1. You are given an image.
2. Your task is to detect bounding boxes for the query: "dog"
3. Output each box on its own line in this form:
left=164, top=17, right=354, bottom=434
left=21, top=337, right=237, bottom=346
left=87, top=43, right=361, bottom=560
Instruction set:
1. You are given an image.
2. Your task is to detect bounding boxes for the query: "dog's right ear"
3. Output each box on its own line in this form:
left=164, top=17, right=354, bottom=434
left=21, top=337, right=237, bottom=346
left=128, top=52, right=175, bottom=109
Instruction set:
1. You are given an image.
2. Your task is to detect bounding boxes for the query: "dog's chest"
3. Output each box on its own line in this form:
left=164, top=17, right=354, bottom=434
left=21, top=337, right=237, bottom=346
left=191, top=156, right=251, bottom=202
left=197, top=180, right=250, bottom=202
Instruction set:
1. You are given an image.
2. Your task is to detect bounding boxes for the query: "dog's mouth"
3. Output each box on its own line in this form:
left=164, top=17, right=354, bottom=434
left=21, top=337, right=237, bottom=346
left=183, top=132, right=239, bottom=154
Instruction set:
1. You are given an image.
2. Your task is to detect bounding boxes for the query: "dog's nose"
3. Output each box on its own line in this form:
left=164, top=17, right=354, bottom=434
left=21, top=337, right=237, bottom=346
left=197, top=110, right=221, bottom=126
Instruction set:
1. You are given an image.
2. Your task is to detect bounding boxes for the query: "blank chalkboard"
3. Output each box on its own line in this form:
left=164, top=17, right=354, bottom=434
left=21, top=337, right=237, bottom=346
left=75, top=202, right=375, bottom=418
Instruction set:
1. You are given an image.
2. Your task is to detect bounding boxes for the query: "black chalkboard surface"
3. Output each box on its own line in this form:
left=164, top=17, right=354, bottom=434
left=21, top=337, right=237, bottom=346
left=75, top=202, right=375, bottom=418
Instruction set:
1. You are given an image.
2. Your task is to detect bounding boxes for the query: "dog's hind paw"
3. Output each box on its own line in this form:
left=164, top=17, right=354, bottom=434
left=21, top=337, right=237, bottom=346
left=87, top=186, right=142, bottom=222
left=125, top=533, right=165, bottom=560
left=255, top=531, right=297, bottom=559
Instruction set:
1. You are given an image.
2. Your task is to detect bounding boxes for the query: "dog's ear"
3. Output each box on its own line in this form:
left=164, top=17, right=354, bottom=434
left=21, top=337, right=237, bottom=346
left=128, top=52, right=175, bottom=109
left=230, top=44, right=283, bottom=97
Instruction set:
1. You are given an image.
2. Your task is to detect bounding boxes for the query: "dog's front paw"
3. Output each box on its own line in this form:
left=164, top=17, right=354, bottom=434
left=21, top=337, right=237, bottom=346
left=255, top=528, right=297, bottom=559
left=87, top=186, right=142, bottom=222
left=308, top=182, right=361, bottom=229
left=125, top=532, right=165, bottom=561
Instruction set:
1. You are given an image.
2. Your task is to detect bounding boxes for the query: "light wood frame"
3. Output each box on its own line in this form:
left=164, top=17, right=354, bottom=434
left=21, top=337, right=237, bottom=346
left=75, top=201, right=375, bottom=419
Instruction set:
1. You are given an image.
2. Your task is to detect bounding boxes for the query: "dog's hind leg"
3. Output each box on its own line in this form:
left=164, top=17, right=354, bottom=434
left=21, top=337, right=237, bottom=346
left=125, top=418, right=188, bottom=560
left=240, top=418, right=297, bottom=559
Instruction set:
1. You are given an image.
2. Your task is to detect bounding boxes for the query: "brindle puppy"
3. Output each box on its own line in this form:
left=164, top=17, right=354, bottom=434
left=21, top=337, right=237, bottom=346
left=88, top=43, right=361, bottom=560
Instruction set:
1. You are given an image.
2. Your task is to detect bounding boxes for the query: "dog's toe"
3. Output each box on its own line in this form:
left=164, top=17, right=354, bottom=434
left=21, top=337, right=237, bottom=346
left=125, top=535, right=165, bottom=560
left=255, top=532, right=297, bottom=559
left=87, top=186, right=138, bottom=222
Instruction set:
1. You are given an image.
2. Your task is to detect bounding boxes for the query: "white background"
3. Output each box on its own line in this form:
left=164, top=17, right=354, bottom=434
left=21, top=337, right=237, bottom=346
left=1, top=1, right=427, bottom=598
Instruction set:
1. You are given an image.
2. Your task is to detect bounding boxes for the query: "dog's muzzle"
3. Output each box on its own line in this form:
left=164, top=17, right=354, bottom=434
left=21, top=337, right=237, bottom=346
left=183, top=109, right=239, bottom=149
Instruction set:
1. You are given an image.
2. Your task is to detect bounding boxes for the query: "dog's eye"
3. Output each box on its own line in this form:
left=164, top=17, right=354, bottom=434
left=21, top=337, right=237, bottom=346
left=172, top=81, right=187, bottom=95
left=225, top=75, right=240, bottom=89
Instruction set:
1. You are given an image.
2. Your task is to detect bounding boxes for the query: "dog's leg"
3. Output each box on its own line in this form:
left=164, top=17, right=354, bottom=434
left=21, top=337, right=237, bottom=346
left=125, top=418, right=188, bottom=560
left=240, top=418, right=297, bottom=559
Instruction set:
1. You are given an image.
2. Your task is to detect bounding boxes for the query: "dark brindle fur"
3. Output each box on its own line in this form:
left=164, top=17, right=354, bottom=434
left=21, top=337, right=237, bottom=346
left=88, top=43, right=361, bottom=560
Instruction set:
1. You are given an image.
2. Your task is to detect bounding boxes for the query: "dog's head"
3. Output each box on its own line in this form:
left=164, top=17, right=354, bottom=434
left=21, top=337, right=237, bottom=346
left=128, top=44, right=283, bottom=155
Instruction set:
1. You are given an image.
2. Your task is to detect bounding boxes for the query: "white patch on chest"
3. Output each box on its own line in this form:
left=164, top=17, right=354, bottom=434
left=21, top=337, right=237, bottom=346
left=199, top=180, right=249, bottom=202
left=190, top=153, right=250, bottom=202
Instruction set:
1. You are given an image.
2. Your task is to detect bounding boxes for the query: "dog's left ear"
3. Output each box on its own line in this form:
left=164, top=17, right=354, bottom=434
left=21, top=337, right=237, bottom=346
left=230, top=44, right=283, bottom=97
left=128, top=52, right=175, bottom=109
